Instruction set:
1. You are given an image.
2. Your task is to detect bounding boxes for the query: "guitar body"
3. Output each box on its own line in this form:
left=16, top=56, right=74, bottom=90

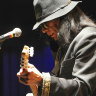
left=21, top=45, right=38, bottom=96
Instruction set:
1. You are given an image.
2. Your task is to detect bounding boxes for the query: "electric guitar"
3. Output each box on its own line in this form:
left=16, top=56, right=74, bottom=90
left=21, top=45, right=38, bottom=96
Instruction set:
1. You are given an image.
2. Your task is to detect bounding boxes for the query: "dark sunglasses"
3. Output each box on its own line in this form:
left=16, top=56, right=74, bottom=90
left=40, top=23, right=48, bottom=29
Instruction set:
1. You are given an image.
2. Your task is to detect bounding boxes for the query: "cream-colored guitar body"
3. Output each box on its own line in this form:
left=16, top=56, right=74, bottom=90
left=21, top=45, right=38, bottom=96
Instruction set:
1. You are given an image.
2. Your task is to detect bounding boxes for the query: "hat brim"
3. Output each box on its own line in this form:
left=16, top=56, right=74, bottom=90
left=32, top=1, right=81, bottom=30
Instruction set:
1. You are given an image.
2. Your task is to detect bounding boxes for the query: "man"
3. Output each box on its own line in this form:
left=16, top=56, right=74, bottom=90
left=17, top=0, right=96, bottom=96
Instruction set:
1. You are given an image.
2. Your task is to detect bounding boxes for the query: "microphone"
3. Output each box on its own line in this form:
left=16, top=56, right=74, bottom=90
left=0, top=28, right=22, bottom=43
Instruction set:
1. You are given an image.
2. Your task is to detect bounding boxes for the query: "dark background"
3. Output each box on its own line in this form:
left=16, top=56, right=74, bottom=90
left=0, top=0, right=96, bottom=96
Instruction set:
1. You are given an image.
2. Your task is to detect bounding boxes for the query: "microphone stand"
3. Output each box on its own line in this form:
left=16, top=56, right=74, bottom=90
left=0, top=43, right=2, bottom=50
left=0, top=35, right=6, bottom=50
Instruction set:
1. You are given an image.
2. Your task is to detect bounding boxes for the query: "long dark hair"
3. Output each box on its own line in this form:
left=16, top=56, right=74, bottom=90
left=55, top=6, right=96, bottom=62
left=57, top=6, right=96, bottom=46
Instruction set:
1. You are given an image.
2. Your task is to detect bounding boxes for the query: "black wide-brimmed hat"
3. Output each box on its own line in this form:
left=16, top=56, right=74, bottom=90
left=33, top=0, right=81, bottom=30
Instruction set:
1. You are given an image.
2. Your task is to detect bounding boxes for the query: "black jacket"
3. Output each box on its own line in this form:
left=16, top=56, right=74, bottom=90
left=49, top=27, right=96, bottom=96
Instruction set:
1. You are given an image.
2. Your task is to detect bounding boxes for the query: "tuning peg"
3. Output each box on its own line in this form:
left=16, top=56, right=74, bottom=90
left=29, top=47, right=34, bottom=57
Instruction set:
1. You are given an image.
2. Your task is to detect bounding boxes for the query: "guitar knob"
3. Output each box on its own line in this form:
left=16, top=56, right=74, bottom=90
left=26, top=93, right=33, bottom=96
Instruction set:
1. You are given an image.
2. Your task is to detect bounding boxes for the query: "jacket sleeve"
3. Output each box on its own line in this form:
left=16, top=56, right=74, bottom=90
left=38, top=27, right=96, bottom=96
left=49, top=27, right=96, bottom=96
left=72, top=28, right=96, bottom=96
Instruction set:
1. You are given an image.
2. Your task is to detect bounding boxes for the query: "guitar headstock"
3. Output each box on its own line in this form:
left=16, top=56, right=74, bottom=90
left=20, top=45, right=34, bottom=69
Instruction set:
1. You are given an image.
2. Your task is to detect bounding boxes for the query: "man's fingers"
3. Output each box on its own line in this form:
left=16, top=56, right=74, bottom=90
left=28, top=63, right=35, bottom=68
left=19, top=77, right=29, bottom=85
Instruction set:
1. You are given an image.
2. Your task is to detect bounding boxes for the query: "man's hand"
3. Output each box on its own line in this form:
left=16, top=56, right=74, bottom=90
left=17, top=63, right=43, bottom=86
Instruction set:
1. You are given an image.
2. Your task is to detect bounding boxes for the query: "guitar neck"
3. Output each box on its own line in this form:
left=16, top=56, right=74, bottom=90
left=21, top=45, right=38, bottom=96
